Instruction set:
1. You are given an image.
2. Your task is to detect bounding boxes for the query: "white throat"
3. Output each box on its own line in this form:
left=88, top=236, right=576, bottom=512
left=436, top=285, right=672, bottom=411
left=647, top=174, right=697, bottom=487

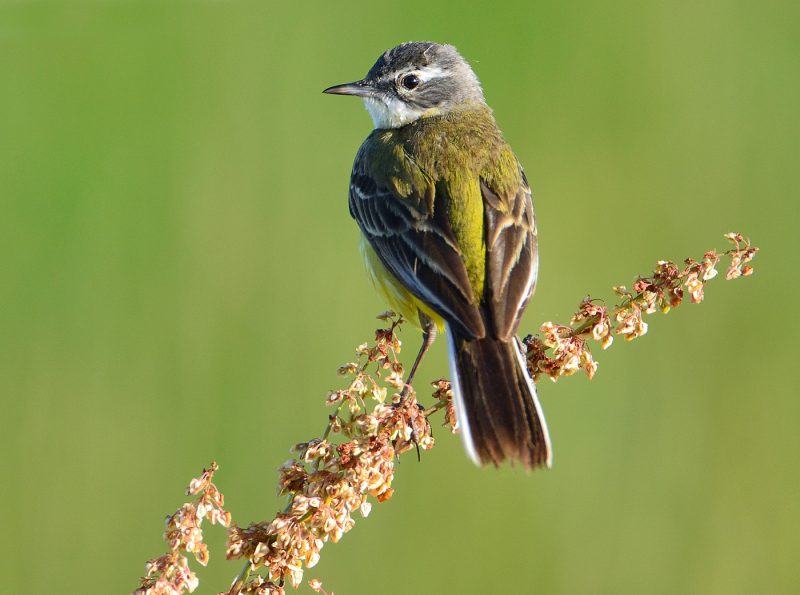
left=362, top=96, right=425, bottom=129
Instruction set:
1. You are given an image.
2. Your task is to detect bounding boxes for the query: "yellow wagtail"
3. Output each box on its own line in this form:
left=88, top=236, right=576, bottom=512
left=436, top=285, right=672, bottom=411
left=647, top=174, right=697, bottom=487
left=324, top=42, right=551, bottom=470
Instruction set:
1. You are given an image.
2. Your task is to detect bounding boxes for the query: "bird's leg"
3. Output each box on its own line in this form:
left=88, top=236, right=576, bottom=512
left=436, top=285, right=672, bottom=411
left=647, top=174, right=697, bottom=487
left=394, top=313, right=437, bottom=462
left=401, top=311, right=437, bottom=397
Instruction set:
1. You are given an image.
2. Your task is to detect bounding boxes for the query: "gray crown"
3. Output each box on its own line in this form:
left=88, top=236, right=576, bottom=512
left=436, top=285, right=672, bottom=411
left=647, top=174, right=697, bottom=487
left=364, top=42, right=484, bottom=110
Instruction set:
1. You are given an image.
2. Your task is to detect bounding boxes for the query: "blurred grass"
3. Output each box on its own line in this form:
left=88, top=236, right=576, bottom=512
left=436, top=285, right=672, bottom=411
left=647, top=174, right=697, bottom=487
left=1, top=1, right=797, bottom=593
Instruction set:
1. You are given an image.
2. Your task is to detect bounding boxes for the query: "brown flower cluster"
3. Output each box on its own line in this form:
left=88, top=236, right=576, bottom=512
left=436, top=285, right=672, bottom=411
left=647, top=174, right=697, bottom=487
left=428, top=378, right=458, bottom=430
left=134, top=234, right=758, bottom=595
left=523, top=233, right=758, bottom=383
left=134, top=462, right=231, bottom=595
left=225, top=313, right=454, bottom=595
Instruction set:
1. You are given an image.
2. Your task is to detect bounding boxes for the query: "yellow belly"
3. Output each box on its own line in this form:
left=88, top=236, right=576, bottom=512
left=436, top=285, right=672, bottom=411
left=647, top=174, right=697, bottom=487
left=359, top=236, right=444, bottom=331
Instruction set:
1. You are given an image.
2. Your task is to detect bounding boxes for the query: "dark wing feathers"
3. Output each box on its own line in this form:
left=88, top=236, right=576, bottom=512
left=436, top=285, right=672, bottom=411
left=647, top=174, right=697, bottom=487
left=481, top=178, right=538, bottom=339
left=350, top=165, right=485, bottom=338
left=350, top=144, right=537, bottom=342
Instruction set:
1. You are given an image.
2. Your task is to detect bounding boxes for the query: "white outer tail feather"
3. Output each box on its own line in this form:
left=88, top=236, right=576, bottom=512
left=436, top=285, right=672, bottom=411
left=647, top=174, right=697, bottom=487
left=513, top=336, right=553, bottom=468
left=445, top=323, right=481, bottom=466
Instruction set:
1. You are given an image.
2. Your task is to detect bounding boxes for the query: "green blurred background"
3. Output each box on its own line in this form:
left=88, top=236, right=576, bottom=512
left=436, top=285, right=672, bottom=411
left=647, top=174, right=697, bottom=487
left=2, top=1, right=797, bottom=593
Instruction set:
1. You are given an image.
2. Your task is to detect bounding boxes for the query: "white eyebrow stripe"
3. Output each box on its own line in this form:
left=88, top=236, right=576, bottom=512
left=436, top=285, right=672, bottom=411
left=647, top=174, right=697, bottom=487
left=416, top=65, right=447, bottom=81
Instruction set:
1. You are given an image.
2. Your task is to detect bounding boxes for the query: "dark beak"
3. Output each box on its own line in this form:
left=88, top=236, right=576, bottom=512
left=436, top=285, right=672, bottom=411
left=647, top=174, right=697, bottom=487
left=322, top=79, right=373, bottom=97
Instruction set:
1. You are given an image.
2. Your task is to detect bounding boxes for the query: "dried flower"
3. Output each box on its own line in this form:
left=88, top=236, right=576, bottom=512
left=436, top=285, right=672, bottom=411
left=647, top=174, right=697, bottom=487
left=523, top=233, right=758, bottom=383
left=225, top=315, right=438, bottom=595
left=137, top=234, right=758, bottom=595
left=134, top=462, right=230, bottom=595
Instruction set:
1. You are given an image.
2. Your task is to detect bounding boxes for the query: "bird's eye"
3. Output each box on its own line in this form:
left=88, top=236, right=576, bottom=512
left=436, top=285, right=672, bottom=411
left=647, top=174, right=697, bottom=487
left=400, top=74, right=420, bottom=90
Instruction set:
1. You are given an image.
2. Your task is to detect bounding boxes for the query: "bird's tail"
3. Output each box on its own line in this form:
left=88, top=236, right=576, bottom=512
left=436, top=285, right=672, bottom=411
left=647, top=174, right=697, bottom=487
left=446, top=325, right=552, bottom=470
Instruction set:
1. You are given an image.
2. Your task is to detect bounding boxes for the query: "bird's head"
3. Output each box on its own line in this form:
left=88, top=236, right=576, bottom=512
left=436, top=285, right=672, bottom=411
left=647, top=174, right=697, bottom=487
left=324, top=42, right=485, bottom=130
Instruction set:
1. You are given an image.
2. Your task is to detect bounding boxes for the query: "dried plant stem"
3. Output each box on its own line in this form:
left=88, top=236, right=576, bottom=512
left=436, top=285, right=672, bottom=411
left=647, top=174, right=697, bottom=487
left=523, top=233, right=758, bottom=383
left=229, top=395, right=355, bottom=595
left=134, top=233, right=757, bottom=595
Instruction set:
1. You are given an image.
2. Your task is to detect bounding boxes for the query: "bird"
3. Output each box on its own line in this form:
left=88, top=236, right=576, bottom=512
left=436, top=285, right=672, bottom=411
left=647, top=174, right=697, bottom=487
left=324, top=42, right=551, bottom=470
